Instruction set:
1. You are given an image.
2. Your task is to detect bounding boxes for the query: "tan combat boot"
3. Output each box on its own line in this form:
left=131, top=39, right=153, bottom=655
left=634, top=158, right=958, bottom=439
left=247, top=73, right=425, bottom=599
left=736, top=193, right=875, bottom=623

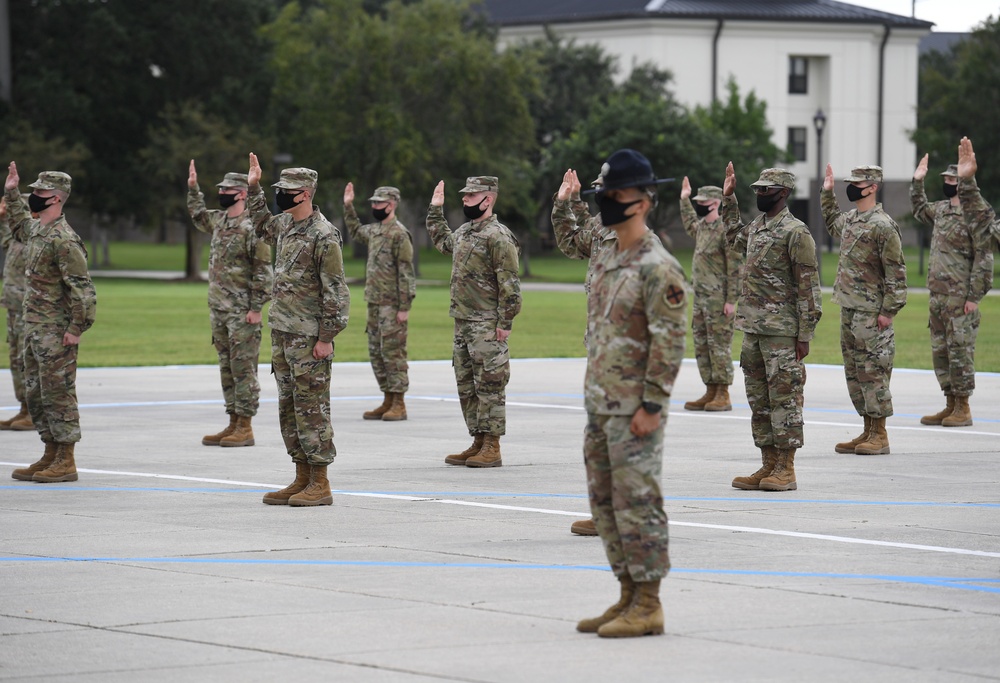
left=381, top=393, right=407, bottom=422
left=33, top=443, right=78, bottom=483
left=262, top=461, right=310, bottom=505
left=570, top=519, right=598, bottom=536
left=704, top=384, right=732, bottom=411
left=202, top=414, right=237, bottom=446
left=920, top=395, right=955, bottom=425
left=732, top=445, right=779, bottom=490
left=855, top=418, right=890, bottom=455
left=597, top=579, right=664, bottom=638
left=759, top=448, right=797, bottom=491
left=835, top=416, right=872, bottom=454
left=363, top=392, right=392, bottom=420
left=220, top=415, right=255, bottom=447
left=942, top=396, right=972, bottom=427
left=289, top=464, right=333, bottom=506
left=1, top=402, right=32, bottom=430
left=577, top=574, right=636, bottom=633
left=444, top=434, right=484, bottom=466
left=684, top=385, right=716, bottom=411
left=12, top=442, right=58, bottom=481
left=466, top=435, right=502, bottom=468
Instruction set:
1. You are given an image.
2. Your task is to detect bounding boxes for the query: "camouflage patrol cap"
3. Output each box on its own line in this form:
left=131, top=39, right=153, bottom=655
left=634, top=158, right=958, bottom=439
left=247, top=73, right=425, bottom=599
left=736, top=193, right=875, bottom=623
left=216, top=172, right=249, bottom=189
left=28, top=171, right=72, bottom=196
left=940, top=164, right=959, bottom=178
left=459, top=176, right=499, bottom=194
left=692, top=185, right=723, bottom=201
left=749, top=168, right=795, bottom=190
left=843, top=165, right=883, bottom=184
left=368, top=186, right=401, bottom=203
left=272, top=167, right=318, bottom=190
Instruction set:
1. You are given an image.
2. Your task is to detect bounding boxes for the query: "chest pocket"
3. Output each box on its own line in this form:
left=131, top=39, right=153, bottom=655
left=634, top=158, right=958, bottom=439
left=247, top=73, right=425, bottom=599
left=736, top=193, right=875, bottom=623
left=934, top=223, right=973, bottom=259
left=842, top=224, right=878, bottom=264
left=454, top=232, right=486, bottom=271
left=604, top=271, right=642, bottom=326
left=745, top=228, right=774, bottom=274
left=276, top=234, right=311, bottom=279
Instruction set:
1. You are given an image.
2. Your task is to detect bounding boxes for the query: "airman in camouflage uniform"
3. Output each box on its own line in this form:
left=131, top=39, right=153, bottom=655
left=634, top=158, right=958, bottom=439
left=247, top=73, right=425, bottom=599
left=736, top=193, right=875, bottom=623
left=574, top=149, right=685, bottom=639
left=0, top=194, right=33, bottom=430
left=680, top=179, right=742, bottom=412
left=5, top=164, right=96, bottom=484
left=343, top=183, right=415, bottom=422
left=822, top=165, right=907, bottom=455
left=723, top=164, right=822, bottom=492
left=247, top=154, right=350, bottom=507
left=427, top=175, right=521, bottom=468
left=187, top=162, right=273, bottom=448
left=912, top=139, right=994, bottom=427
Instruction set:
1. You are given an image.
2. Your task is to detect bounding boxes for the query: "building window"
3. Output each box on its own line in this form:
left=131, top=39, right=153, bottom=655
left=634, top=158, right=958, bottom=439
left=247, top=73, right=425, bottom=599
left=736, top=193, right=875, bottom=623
left=788, top=127, right=807, bottom=162
left=789, top=56, right=808, bottom=94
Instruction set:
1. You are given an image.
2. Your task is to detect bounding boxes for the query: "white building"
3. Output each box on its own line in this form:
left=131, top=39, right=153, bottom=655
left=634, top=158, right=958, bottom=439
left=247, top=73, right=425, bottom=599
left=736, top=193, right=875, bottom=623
left=485, top=0, right=933, bottom=226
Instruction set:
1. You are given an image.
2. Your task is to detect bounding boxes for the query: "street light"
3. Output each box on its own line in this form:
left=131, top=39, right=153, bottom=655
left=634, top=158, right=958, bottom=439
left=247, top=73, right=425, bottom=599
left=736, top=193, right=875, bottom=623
left=812, top=108, right=827, bottom=284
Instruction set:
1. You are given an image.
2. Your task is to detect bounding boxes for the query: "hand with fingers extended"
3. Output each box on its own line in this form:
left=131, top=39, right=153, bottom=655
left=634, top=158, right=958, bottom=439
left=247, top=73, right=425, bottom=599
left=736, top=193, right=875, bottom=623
left=823, top=163, right=835, bottom=192
left=344, top=181, right=354, bottom=205
left=680, top=176, right=691, bottom=200
left=248, top=152, right=262, bottom=187
left=5, top=161, right=19, bottom=192
left=188, top=159, right=198, bottom=189
left=430, top=180, right=445, bottom=207
left=557, top=169, right=575, bottom=201
left=913, top=153, right=929, bottom=182
left=957, top=137, right=977, bottom=179
left=723, top=162, right=736, bottom=196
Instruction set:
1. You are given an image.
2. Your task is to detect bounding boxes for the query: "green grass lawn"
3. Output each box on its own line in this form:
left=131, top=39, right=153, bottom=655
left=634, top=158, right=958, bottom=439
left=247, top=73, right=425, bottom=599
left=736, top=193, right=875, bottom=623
left=1, top=278, right=997, bottom=371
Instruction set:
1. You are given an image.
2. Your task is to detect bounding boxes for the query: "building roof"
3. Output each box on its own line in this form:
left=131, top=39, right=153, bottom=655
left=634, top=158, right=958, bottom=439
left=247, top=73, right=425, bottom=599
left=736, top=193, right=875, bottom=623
left=483, top=0, right=934, bottom=29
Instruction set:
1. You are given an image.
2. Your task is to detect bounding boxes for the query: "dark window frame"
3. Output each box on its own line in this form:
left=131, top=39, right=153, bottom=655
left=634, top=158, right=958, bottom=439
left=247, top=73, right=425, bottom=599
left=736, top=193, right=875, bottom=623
left=788, top=126, right=808, bottom=162
left=789, top=56, right=808, bottom=94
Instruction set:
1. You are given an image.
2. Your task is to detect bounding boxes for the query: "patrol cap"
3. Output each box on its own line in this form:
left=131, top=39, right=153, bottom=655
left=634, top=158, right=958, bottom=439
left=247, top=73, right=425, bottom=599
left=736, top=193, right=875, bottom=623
left=843, top=165, right=883, bottom=184
left=460, top=176, right=499, bottom=194
left=940, top=164, right=959, bottom=178
left=749, top=168, right=795, bottom=190
left=216, top=172, right=249, bottom=189
left=368, top=186, right=401, bottom=203
left=28, top=171, right=72, bottom=196
left=692, top=185, right=723, bottom=202
left=590, top=148, right=672, bottom=193
left=272, top=167, right=318, bottom=190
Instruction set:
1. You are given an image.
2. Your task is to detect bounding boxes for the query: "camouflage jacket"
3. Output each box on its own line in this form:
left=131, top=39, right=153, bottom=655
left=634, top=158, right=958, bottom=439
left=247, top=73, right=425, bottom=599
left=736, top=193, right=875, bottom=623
left=551, top=195, right=616, bottom=297
left=723, top=195, right=822, bottom=341
left=249, top=187, right=349, bottom=342
left=1, top=207, right=29, bottom=310
left=585, top=230, right=687, bottom=416
left=917, top=177, right=995, bottom=303
left=4, top=189, right=96, bottom=336
left=188, top=185, right=273, bottom=315
left=680, top=197, right=742, bottom=307
left=822, top=191, right=907, bottom=317
left=426, top=205, right=521, bottom=330
left=343, top=202, right=416, bottom=310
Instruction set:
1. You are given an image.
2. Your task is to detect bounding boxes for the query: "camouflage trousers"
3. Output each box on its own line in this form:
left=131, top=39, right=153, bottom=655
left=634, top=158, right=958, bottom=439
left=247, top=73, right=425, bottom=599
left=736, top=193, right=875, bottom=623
left=453, top=319, right=509, bottom=437
left=840, top=308, right=894, bottom=417
left=5, top=307, right=25, bottom=404
left=270, top=329, right=335, bottom=465
left=211, top=310, right=262, bottom=417
left=584, top=413, right=670, bottom=582
left=929, top=293, right=980, bottom=397
left=366, top=303, right=409, bottom=393
left=22, top=323, right=81, bottom=443
left=741, top=334, right=805, bottom=449
left=692, top=303, right=735, bottom=385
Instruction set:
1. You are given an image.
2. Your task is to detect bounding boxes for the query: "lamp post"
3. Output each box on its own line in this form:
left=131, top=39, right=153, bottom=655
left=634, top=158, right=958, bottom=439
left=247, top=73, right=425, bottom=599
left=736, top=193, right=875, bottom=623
left=813, top=108, right=826, bottom=284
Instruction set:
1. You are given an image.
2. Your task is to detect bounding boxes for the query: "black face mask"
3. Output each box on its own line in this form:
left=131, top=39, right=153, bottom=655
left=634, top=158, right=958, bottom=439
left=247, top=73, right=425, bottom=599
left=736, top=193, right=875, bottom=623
left=372, top=206, right=390, bottom=222
left=755, top=189, right=784, bottom=213
left=596, top=193, right=642, bottom=227
left=28, top=193, right=56, bottom=213
left=463, top=198, right=488, bottom=221
left=275, top=190, right=303, bottom=212
left=845, top=184, right=869, bottom=203
left=218, top=193, right=239, bottom=209
left=694, top=203, right=713, bottom=217
left=942, top=183, right=958, bottom=198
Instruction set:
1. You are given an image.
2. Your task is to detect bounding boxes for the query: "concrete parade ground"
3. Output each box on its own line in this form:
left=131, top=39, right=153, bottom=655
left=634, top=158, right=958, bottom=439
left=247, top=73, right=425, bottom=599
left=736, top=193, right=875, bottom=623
left=1, top=357, right=998, bottom=682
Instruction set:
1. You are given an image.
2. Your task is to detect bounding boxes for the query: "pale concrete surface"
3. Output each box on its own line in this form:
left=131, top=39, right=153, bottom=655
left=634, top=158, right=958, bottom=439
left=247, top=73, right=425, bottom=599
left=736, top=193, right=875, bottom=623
left=1, top=357, right=998, bottom=682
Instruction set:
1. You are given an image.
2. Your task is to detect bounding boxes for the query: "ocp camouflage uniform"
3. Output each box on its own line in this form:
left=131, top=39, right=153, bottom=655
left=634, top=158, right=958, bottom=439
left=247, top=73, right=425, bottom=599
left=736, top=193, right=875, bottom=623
left=585, top=229, right=687, bottom=582
left=249, top=172, right=349, bottom=466
left=1, top=204, right=29, bottom=414
left=723, top=188, right=821, bottom=450
left=822, top=186, right=907, bottom=419
left=4, top=186, right=96, bottom=446
left=913, top=176, right=994, bottom=398
left=344, top=200, right=415, bottom=394
left=680, top=193, right=742, bottom=386
left=188, top=182, right=272, bottom=418
left=426, top=191, right=521, bottom=438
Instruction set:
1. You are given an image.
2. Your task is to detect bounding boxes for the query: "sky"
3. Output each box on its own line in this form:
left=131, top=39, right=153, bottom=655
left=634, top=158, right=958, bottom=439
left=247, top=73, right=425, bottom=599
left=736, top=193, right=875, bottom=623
left=846, top=0, right=998, bottom=31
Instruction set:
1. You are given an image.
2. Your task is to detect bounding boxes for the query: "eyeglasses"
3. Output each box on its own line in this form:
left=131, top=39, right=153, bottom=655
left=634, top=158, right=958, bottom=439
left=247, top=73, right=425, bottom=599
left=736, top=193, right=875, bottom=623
left=754, top=186, right=783, bottom=196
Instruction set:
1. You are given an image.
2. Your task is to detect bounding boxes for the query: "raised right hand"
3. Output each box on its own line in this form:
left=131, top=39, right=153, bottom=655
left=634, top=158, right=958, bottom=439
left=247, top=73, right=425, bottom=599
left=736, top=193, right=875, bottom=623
left=431, top=180, right=445, bottom=207
left=248, top=152, right=262, bottom=186
left=5, top=161, right=19, bottom=192
left=680, top=176, right=691, bottom=200
left=344, top=181, right=354, bottom=205
left=823, top=163, right=835, bottom=191
left=723, top=162, right=736, bottom=196
left=188, top=159, right=198, bottom=188
left=557, top=169, right=574, bottom=201
left=913, top=153, right=929, bottom=182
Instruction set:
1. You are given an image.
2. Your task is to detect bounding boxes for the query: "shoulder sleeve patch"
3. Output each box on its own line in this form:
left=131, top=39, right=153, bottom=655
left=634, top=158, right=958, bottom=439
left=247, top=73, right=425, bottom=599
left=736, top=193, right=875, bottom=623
left=664, top=283, right=686, bottom=309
